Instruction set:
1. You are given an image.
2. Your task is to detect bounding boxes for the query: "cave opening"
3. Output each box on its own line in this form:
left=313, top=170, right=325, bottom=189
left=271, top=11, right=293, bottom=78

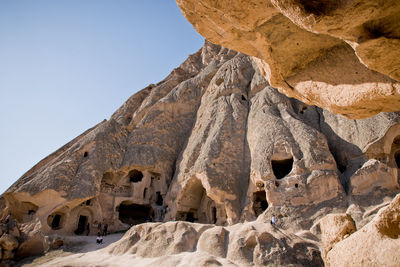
left=75, top=215, right=88, bottom=235
left=271, top=157, right=293, bottom=179
left=212, top=207, right=217, bottom=224
left=253, top=191, right=268, bottom=217
left=118, top=202, right=153, bottom=225
left=156, top=192, right=163, bottom=206
left=395, top=151, right=400, bottom=168
left=129, top=169, right=143, bottom=183
left=51, top=214, right=62, bottom=230
left=83, top=152, right=88, bottom=158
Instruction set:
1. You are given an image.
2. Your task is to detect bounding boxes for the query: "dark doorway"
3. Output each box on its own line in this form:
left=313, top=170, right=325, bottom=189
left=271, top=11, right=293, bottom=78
left=118, top=203, right=153, bottom=225
left=395, top=151, right=400, bottom=168
left=253, top=191, right=268, bottom=217
left=186, top=212, right=195, bottom=222
left=156, top=192, right=163, bottom=206
left=51, top=214, right=62, bottom=230
left=129, top=169, right=144, bottom=183
left=75, top=215, right=88, bottom=235
left=212, top=207, right=217, bottom=224
left=271, top=158, right=294, bottom=179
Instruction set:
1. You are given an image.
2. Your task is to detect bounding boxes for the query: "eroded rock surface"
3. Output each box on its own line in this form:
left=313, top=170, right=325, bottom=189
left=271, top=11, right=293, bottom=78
left=176, top=0, right=400, bottom=118
left=1, top=41, right=400, bottom=265
left=326, top=194, right=400, bottom=266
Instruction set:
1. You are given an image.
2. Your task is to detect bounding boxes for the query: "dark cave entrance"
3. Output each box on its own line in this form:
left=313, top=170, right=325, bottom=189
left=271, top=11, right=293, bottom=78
left=118, top=202, right=153, bottom=225
left=51, top=214, right=62, bottom=230
left=212, top=207, right=217, bottom=224
left=129, top=169, right=144, bottom=183
left=271, top=157, right=293, bottom=179
left=156, top=192, right=163, bottom=206
left=75, top=215, right=88, bottom=235
left=176, top=211, right=196, bottom=222
left=395, top=151, right=400, bottom=168
left=253, top=191, right=268, bottom=217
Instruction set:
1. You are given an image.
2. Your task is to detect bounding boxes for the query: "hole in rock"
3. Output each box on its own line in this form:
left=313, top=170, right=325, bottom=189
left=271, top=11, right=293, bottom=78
left=75, top=215, right=88, bottom=235
left=118, top=202, right=153, bottom=225
left=156, top=192, right=163, bottom=206
left=271, top=158, right=293, bottom=179
left=50, top=214, right=63, bottom=230
left=295, top=183, right=299, bottom=188
left=83, top=152, right=88, bottom=158
left=212, top=207, right=217, bottom=224
left=252, top=191, right=268, bottom=217
left=129, top=169, right=143, bottom=183
left=215, top=78, right=224, bottom=86
left=85, top=200, right=91, bottom=206
left=143, top=188, right=147, bottom=198
left=297, top=0, right=343, bottom=16
left=395, top=151, right=400, bottom=168
left=124, top=116, right=132, bottom=125
left=176, top=211, right=196, bottom=222
left=275, top=181, right=279, bottom=187
left=241, top=95, right=247, bottom=101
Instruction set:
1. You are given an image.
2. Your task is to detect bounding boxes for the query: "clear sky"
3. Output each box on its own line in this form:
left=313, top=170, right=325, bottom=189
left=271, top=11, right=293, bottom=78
left=0, top=1, right=204, bottom=194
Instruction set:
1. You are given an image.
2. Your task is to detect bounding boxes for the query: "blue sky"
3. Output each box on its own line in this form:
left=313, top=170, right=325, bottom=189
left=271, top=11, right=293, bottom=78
left=0, top=1, right=204, bottom=194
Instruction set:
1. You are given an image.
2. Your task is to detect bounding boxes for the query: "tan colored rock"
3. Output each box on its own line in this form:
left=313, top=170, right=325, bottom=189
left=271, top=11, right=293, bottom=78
left=350, top=159, right=399, bottom=195
left=319, top=213, right=356, bottom=258
left=326, top=194, right=400, bottom=266
left=176, top=0, right=400, bottom=118
left=197, top=226, right=228, bottom=258
left=0, top=234, right=18, bottom=251
left=15, top=231, right=50, bottom=259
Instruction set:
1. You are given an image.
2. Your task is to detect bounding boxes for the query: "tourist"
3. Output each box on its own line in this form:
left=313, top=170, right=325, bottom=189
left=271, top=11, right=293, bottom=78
left=96, top=232, right=103, bottom=244
left=86, top=223, right=90, bottom=236
left=102, top=224, right=108, bottom=236
left=271, top=215, right=276, bottom=226
left=97, top=222, right=102, bottom=231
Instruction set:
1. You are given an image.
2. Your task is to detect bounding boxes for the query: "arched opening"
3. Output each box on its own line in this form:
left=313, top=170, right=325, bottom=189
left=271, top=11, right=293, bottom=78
left=175, top=178, right=216, bottom=224
left=74, top=215, right=88, bottom=235
left=128, top=169, right=143, bottom=183
left=395, top=151, right=400, bottom=168
left=271, top=157, right=293, bottom=179
left=156, top=192, right=163, bottom=206
left=83, top=152, right=88, bottom=158
left=47, top=212, right=65, bottom=230
left=252, top=191, right=268, bottom=217
left=117, top=202, right=153, bottom=225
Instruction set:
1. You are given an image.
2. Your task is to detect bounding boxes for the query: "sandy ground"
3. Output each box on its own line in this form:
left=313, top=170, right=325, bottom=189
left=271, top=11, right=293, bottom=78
left=18, top=233, right=125, bottom=267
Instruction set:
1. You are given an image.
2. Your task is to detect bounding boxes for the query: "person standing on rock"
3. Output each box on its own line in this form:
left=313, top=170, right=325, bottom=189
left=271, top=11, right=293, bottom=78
left=271, top=215, right=276, bottom=226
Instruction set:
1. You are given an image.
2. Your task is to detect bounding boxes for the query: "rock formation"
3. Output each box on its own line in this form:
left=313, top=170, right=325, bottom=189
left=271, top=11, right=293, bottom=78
left=176, top=0, right=400, bottom=119
left=1, top=41, right=400, bottom=266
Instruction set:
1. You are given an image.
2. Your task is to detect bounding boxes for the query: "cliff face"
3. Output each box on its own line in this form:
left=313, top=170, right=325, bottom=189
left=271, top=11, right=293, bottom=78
left=2, top=41, right=400, bottom=266
left=176, top=0, right=400, bottom=119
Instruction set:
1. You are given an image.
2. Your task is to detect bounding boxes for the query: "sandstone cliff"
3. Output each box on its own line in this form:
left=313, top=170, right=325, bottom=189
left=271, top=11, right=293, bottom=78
left=176, top=0, right=400, bottom=119
left=1, top=41, right=400, bottom=266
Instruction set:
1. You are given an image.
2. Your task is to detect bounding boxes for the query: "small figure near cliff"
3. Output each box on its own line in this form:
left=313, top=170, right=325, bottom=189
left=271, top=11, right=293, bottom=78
left=102, top=224, right=108, bottom=236
left=86, top=223, right=90, bottom=236
left=271, top=215, right=276, bottom=226
left=96, top=232, right=103, bottom=244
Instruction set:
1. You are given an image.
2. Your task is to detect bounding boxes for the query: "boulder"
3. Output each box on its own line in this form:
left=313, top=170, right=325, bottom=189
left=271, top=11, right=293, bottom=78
left=319, top=213, right=356, bottom=258
left=15, top=231, right=50, bottom=260
left=0, top=234, right=18, bottom=251
left=326, top=194, right=400, bottom=266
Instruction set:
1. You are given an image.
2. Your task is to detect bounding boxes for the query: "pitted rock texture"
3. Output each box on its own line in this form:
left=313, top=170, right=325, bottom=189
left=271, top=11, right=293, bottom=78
left=326, top=194, right=400, bottom=266
left=176, top=0, right=400, bottom=119
left=1, top=42, right=400, bottom=265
